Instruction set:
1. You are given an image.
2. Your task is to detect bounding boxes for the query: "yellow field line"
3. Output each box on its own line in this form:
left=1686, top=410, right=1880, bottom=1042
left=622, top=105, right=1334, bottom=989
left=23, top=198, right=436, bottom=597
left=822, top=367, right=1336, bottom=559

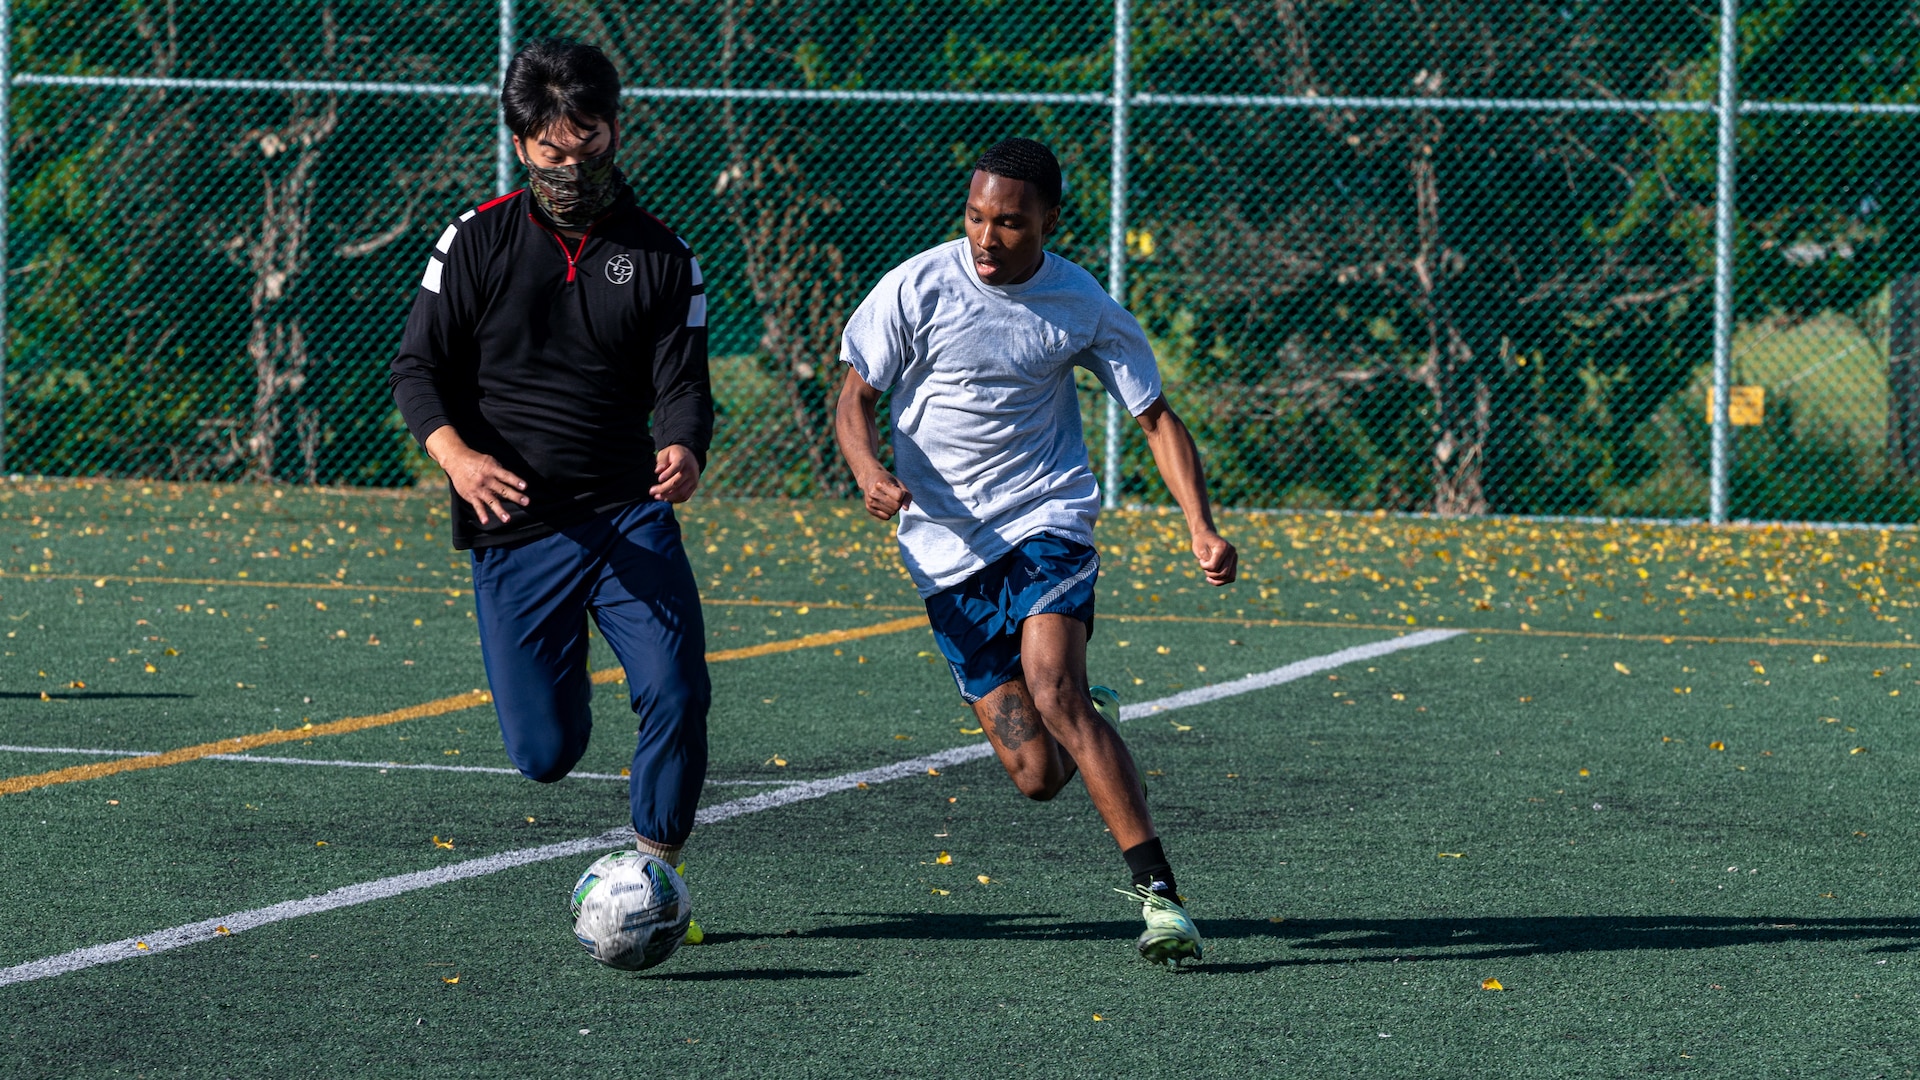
left=0, top=568, right=926, bottom=612
left=0, top=614, right=927, bottom=798
left=1104, top=612, right=1918, bottom=650
left=0, top=570, right=466, bottom=596
left=588, top=615, right=928, bottom=683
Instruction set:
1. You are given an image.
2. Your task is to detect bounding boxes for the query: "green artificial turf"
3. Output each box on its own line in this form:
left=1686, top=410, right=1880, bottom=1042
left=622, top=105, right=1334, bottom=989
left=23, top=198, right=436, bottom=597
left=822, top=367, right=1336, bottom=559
left=4, top=479, right=1919, bottom=1077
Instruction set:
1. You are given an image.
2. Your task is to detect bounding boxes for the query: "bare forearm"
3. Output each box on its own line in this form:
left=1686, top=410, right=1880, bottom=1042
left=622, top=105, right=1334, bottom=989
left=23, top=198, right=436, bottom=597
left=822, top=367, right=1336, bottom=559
left=834, top=370, right=913, bottom=520
left=834, top=391, right=889, bottom=488
left=1136, top=396, right=1236, bottom=584
left=1142, top=410, right=1216, bottom=537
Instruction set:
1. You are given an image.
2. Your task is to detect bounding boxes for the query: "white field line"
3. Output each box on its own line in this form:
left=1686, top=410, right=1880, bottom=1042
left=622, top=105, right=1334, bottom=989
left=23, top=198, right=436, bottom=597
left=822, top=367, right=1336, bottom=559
left=0, top=746, right=825, bottom=786
left=0, top=629, right=1458, bottom=987
left=0, top=745, right=156, bottom=757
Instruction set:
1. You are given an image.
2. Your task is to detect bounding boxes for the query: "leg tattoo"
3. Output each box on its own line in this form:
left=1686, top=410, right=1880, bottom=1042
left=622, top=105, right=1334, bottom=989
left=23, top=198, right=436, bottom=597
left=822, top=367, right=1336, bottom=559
left=992, top=691, right=1042, bottom=751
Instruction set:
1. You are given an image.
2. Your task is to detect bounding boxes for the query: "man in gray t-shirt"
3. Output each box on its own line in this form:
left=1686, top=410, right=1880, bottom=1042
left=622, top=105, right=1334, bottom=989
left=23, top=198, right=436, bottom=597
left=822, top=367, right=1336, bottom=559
left=835, top=138, right=1236, bottom=967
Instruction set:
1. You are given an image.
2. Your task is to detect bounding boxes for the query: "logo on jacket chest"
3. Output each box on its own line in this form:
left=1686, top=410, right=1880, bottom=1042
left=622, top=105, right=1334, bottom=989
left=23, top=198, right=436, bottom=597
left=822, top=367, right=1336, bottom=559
left=605, top=253, right=634, bottom=285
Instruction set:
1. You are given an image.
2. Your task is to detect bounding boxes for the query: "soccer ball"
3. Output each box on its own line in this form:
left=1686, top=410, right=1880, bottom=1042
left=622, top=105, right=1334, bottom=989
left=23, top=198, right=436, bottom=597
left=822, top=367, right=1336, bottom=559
left=569, top=850, right=691, bottom=970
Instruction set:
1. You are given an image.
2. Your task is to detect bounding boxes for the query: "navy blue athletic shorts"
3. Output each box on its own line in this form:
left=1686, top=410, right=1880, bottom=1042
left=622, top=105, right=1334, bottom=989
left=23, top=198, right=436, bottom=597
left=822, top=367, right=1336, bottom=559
left=924, top=532, right=1100, bottom=703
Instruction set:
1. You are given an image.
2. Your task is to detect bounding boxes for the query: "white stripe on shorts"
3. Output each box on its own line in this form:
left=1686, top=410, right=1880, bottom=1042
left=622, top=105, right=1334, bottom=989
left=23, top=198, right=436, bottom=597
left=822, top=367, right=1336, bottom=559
left=1025, top=549, right=1100, bottom=620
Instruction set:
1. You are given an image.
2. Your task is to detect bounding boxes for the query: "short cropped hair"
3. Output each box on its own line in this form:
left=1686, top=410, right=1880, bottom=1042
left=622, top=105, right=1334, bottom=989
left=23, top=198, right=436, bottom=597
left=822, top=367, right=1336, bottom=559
left=974, top=138, right=1062, bottom=208
left=502, top=39, right=621, bottom=139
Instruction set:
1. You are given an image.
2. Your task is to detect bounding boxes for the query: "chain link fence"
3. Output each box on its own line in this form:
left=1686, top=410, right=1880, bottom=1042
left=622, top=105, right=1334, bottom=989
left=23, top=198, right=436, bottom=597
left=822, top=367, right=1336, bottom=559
left=5, top=2, right=1918, bottom=524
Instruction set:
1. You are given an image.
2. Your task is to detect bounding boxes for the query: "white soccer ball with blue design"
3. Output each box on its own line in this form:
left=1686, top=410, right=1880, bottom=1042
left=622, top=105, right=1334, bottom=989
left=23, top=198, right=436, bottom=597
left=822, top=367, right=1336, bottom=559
left=569, top=850, right=691, bottom=970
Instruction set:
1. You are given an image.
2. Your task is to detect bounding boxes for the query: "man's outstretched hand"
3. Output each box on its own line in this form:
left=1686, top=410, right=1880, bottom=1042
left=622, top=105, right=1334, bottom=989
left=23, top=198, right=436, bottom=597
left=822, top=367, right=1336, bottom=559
left=1193, top=530, right=1238, bottom=586
left=862, top=472, right=913, bottom=521
left=651, top=444, right=701, bottom=503
left=427, top=427, right=529, bottom=526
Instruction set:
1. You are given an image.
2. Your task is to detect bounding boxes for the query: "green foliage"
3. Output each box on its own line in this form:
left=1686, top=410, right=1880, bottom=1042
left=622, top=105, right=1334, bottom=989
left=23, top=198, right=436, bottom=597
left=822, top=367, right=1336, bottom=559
left=5, top=1, right=1918, bottom=524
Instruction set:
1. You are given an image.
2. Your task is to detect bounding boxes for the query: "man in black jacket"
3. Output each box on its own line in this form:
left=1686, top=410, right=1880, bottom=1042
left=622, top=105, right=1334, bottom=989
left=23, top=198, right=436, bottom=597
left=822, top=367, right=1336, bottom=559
left=390, top=39, right=712, bottom=939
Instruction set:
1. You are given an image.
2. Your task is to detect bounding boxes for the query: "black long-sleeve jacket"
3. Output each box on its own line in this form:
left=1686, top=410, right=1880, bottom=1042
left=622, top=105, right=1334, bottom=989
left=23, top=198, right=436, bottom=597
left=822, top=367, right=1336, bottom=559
left=390, top=187, right=712, bottom=549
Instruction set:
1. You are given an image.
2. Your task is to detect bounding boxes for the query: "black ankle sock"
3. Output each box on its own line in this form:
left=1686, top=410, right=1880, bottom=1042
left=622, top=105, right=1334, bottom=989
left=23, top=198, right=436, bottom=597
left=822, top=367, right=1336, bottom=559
left=1122, top=838, right=1177, bottom=898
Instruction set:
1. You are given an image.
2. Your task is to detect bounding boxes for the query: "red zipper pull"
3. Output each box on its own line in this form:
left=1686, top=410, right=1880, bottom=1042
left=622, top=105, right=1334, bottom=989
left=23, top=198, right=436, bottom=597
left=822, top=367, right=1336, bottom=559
left=566, top=226, right=595, bottom=283
left=532, top=213, right=593, bottom=283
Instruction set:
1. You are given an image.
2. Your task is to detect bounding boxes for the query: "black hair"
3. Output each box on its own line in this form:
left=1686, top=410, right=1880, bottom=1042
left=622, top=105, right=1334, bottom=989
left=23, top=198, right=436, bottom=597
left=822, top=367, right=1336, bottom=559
left=973, top=138, right=1062, bottom=208
left=501, top=39, right=621, bottom=139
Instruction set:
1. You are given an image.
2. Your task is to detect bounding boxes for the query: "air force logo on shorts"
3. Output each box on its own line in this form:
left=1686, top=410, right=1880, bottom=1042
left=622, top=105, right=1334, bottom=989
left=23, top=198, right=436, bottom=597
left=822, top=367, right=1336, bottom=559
left=605, top=253, right=634, bottom=284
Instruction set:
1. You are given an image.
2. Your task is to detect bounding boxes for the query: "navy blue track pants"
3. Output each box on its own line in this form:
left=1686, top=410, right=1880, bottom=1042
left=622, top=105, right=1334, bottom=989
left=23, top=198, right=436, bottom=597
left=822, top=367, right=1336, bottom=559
left=469, top=499, right=709, bottom=847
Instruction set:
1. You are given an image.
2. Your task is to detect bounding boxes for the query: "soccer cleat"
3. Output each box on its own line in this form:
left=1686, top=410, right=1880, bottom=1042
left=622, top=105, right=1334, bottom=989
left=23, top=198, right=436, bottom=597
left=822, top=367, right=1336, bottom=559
left=675, top=863, right=704, bottom=945
left=1117, top=885, right=1203, bottom=967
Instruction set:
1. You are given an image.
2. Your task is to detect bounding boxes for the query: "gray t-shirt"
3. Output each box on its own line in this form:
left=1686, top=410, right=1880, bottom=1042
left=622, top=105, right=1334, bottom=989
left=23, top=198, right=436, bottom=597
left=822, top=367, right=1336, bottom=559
left=840, top=237, right=1163, bottom=597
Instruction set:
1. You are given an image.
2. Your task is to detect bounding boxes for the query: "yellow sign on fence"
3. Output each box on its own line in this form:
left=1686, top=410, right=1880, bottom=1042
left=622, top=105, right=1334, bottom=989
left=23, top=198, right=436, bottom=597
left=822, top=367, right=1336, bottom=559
left=1706, top=385, right=1766, bottom=426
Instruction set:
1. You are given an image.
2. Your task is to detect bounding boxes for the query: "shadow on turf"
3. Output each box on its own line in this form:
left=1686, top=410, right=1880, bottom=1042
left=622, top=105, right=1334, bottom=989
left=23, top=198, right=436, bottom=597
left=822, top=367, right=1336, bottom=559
left=715, top=913, right=1920, bottom=968
left=0, top=691, right=193, bottom=700
left=649, top=968, right=862, bottom=982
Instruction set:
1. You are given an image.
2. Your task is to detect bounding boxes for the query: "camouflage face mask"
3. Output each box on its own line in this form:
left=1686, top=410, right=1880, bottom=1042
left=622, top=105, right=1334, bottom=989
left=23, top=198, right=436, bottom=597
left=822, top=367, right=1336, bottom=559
left=524, top=144, right=621, bottom=229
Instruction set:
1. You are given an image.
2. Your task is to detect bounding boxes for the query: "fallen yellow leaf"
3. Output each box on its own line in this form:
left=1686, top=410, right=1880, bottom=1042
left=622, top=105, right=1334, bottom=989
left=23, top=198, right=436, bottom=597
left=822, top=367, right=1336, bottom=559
left=315, top=840, right=328, bottom=847
left=1481, top=978, right=1504, bottom=991
left=1851, top=747, right=1866, bottom=755
left=1156, top=646, right=1170, bottom=654
left=936, top=852, right=952, bottom=865
left=143, top=662, right=157, bottom=673
left=432, top=836, right=454, bottom=850
left=856, top=782, right=870, bottom=789
left=1710, top=741, right=1726, bottom=751
left=1170, top=722, right=1192, bottom=731
left=1578, top=768, right=1590, bottom=777
left=931, top=888, right=949, bottom=895
left=443, top=976, right=460, bottom=984
left=1438, top=852, right=1464, bottom=858
left=1813, top=654, right=1829, bottom=663
left=1613, top=662, right=1631, bottom=676
left=959, top=727, right=983, bottom=735
left=214, top=926, right=230, bottom=935
left=1092, top=1014, right=1105, bottom=1021
left=135, top=942, right=149, bottom=951
left=976, top=875, right=992, bottom=885
left=927, top=767, right=940, bottom=776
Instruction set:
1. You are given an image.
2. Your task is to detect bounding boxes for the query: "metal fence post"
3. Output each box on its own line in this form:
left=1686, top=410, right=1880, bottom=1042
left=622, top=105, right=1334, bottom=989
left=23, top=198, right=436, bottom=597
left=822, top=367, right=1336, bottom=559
left=0, top=0, right=12, bottom=474
left=495, top=0, right=514, bottom=197
left=1709, top=0, right=1739, bottom=525
left=1102, top=0, right=1130, bottom=509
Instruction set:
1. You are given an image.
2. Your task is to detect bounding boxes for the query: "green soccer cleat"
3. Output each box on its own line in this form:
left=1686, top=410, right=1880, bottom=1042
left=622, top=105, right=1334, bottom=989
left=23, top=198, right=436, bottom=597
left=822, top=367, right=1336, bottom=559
left=1118, top=885, right=1203, bottom=967
left=1089, top=684, right=1122, bottom=728
left=675, top=862, right=704, bottom=945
